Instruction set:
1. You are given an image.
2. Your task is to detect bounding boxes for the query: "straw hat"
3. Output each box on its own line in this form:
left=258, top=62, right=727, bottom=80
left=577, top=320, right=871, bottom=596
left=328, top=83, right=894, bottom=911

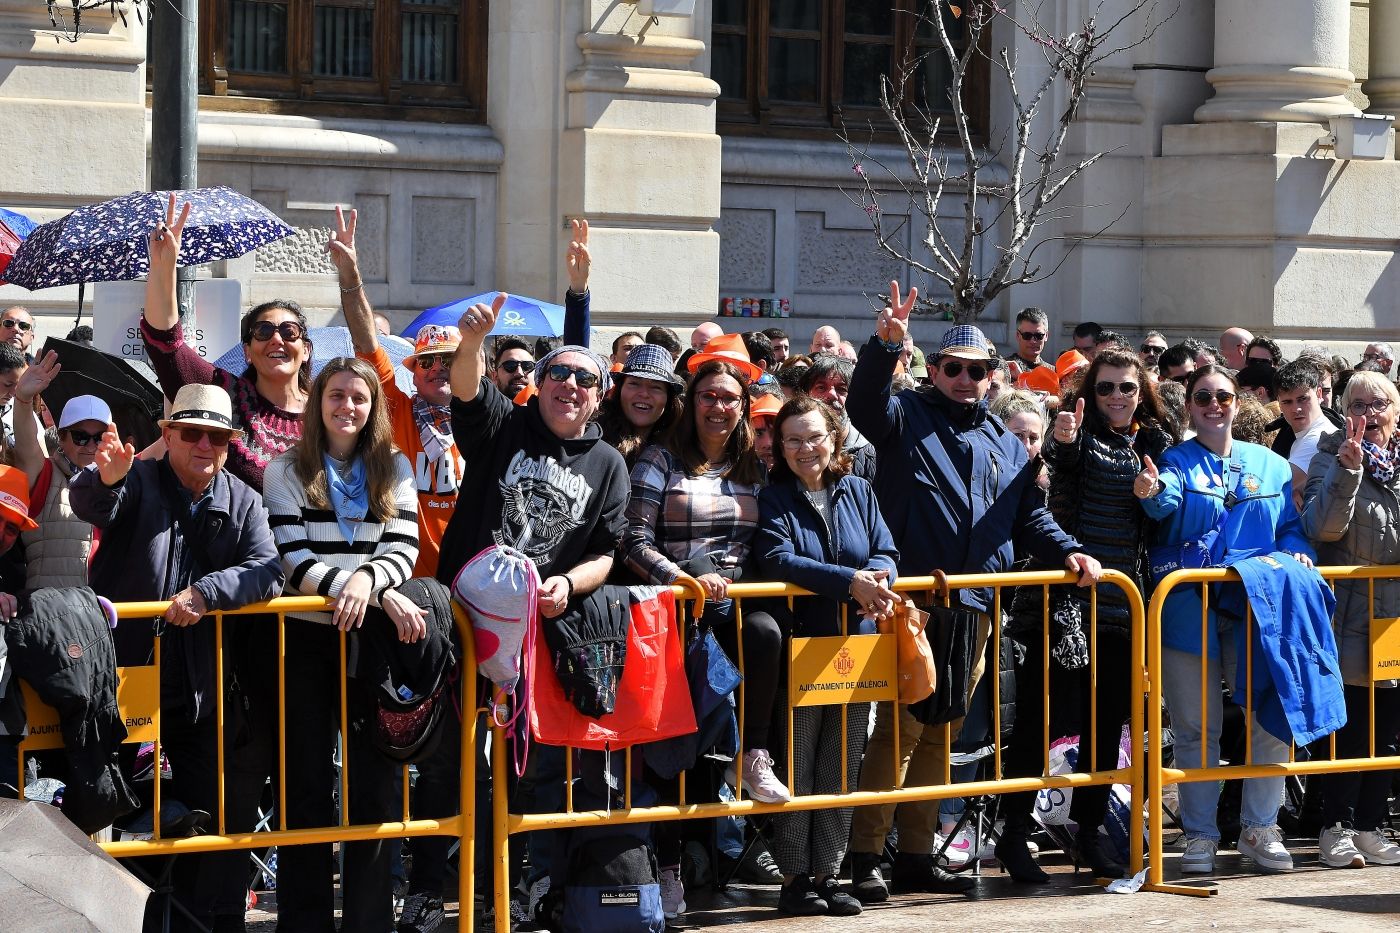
left=158, top=384, right=245, bottom=437
left=403, top=324, right=461, bottom=370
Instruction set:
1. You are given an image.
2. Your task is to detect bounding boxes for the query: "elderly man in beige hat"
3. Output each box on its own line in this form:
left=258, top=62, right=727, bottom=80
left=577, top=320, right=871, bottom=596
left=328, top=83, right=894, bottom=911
left=71, top=381, right=283, bottom=933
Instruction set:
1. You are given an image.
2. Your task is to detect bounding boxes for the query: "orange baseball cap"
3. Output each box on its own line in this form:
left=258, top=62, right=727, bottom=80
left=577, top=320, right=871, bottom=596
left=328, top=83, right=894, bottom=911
left=749, top=393, right=782, bottom=421
left=1018, top=366, right=1060, bottom=395
left=1055, top=349, right=1089, bottom=381
left=0, top=464, right=38, bottom=531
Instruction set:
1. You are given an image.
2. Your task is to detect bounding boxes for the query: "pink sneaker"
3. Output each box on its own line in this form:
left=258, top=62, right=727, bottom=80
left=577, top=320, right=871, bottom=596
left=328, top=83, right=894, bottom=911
left=724, top=749, right=791, bottom=803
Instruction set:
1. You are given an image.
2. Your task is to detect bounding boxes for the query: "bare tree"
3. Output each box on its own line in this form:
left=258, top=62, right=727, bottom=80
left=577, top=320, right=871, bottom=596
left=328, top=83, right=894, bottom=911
left=44, top=0, right=145, bottom=42
left=840, top=0, right=1172, bottom=323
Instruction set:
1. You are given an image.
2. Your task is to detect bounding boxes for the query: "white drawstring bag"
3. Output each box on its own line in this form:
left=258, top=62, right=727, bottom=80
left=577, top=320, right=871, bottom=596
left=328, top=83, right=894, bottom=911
left=452, top=544, right=540, bottom=697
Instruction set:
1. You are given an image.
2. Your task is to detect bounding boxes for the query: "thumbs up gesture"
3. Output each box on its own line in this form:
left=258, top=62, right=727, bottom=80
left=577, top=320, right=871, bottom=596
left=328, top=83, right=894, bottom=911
left=1134, top=454, right=1160, bottom=500
left=875, top=279, right=916, bottom=345
left=1055, top=397, right=1085, bottom=445
left=458, top=292, right=507, bottom=349
left=1337, top=416, right=1367, bottom=472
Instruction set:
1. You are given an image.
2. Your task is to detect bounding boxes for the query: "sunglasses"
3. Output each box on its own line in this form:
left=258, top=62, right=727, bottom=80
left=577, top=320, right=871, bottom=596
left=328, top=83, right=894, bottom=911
left=1, top=319, right=32, bottom=332
left=1095, top=380, right=1139, bottom=397
left=1191, top=389, right=1236, bottom=408
left=939, top=360, right=989, bottom=381
left=176, top=426, right=233, bottom=447
left=1169, top=373, right=1192, bottom=385
left=1018, top=331, right=1047, bottom=342
left=415, top=354, right=452, bottom=371
left=545, top=363, right=600, bottom=389
left=498, top=359, right=535, bottom=375
left=1140, top=344, right=1165, bottom=356
left=248, top=321, right=305, bottom=343
left=63, top=428, right=103, bottom=447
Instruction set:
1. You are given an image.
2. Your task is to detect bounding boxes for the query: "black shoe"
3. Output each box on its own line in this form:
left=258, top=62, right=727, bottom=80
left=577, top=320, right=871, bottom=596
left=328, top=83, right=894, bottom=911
left=892, top=852, right=977, bottom=894
left=720, top=843, right=784, bottom=885
left=816, top=875, right=862, bottom=916
left=1075, top=829, right=1126, bottom=880
left=397, top=893, right=446, bottom=933
left=994, top=832, right=1050, bottom=884
left=850, top=851, right=889, bottom=904
left=778, top=874, right=828, bottom=916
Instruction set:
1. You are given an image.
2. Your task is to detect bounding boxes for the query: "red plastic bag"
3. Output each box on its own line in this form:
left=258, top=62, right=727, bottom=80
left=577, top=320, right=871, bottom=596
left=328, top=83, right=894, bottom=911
left=529, top=586, right=696, bottom=750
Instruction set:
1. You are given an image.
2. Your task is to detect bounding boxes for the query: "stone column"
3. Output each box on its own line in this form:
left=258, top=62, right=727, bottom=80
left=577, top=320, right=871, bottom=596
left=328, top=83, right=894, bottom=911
left=1364, top=0, right=1400, bottom=116
left=1195, top=0, right=1359, bottom=123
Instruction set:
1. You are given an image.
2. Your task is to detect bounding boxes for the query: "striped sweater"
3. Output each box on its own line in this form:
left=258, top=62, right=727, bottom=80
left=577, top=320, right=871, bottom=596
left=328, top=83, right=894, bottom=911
left=263, top=451, right=420, bottom=619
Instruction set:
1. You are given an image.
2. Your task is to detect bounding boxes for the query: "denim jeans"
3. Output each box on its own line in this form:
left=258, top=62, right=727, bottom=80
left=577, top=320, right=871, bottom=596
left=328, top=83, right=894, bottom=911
left=1161, top=643, right=1288, bottom=841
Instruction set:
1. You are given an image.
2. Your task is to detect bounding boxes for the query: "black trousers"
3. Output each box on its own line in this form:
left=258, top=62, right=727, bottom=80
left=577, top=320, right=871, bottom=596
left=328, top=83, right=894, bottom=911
left=1320, top=684, right=1400, bottom=832
left=709, top=602, right=782, bottom=750
left=1001, top=626, right=1134, bottom=836
left=275, top=620, right=402, bottom=933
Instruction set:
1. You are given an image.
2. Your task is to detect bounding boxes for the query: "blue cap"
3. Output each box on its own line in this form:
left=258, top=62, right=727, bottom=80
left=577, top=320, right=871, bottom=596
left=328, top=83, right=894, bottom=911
left=936, top=324, right=993, bottom=361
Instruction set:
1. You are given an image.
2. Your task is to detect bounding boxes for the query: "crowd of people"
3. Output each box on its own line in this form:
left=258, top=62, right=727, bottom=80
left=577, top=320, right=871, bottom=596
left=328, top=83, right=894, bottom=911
left=0, top=193, right=1396, bottom=932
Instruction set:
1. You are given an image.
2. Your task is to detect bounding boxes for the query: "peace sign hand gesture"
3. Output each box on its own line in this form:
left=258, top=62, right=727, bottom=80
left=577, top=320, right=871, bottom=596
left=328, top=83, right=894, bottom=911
left=876, top=280, right=917, bottom=345
left=1134, top=455, right=1160, bottom=500
left=1338, top=415, right=1367, bottom=472
left=566, top=218, right=591, bottom=294
left=458, top=292, right=507, bottom=349
left=325, top=206, right=360, bottom=283
left=148, top=192, right=190, bottom=277
left=1055, top=397, right=1086, bottom=445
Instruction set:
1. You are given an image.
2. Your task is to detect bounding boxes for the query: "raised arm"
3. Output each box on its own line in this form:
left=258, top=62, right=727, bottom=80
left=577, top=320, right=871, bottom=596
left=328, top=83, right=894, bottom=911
left=326, top=206, right=379, bottom=356
left=450, top=292, right=506, bottom=405
left=12, top=350, right=58, bottom=485
left=564, top=218, right=591, bottom=346
left=848, top=280, right=915, bottom=447
left=143, top=193, right=189, bottom=332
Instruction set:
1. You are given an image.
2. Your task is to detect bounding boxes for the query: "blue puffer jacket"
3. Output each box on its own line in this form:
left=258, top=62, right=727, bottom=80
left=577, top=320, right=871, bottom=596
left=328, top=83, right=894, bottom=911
left=1141, top=438, right=1312, bottom=658
left=757, top=473, right=899, bottom=637
left=848, top=336, right=1081, bottom=613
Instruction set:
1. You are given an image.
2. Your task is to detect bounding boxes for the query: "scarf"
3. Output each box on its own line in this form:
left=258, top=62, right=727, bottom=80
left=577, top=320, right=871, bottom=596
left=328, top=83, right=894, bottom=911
left=1362, top=434, right=1400, bottom=486
left=323, top=453, right=369, bottom=543
left=411, top=395, right=458, bottom=491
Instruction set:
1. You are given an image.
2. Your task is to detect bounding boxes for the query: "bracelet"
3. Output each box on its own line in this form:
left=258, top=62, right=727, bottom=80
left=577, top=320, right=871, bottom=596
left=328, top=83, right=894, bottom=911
left=877, top=336, right=903, bottom=353
left=340, top=281, right=364, bottom=293
left=561, top=573, right=576, bottom=600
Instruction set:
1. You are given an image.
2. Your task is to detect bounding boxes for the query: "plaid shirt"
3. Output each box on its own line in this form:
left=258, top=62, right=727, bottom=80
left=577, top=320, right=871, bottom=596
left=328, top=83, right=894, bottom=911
left=623, top=444, right=761, bottom=585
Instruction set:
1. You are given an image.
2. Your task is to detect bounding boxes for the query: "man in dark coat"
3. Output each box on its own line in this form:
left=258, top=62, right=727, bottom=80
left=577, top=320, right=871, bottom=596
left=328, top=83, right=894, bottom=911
left=71, top=383, right=282, bottom=933
left=844, top=281, right=1101, bottom=902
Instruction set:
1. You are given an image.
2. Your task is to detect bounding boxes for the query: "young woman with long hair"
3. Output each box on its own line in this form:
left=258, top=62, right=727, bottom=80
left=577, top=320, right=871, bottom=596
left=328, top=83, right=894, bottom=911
left=596, top=343, right=685, bottom=467
left=263, top=357, right=420, bottom=933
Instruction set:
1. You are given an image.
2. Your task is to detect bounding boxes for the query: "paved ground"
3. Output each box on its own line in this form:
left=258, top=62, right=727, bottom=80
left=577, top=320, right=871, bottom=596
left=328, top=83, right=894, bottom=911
left=242, top=837, right=1400, bottom=932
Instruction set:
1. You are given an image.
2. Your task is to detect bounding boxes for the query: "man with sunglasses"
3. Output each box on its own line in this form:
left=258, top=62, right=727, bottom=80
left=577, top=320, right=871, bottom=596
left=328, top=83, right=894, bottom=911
left=0, top=306, right=35, bottom=360
left=493, top=338, right=537, bottom=399
left=71, top=382, right=283, bottom=933
left=1005, top=307, right=1051, bottom=383
left=1139, top=331, right=1168, bottom=372
left=845, top=282, right=1100, bottom=902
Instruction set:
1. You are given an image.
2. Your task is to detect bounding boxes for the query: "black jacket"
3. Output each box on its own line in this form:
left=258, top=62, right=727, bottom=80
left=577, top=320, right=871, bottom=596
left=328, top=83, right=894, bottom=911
left=5, top=587, right=140, bottom=833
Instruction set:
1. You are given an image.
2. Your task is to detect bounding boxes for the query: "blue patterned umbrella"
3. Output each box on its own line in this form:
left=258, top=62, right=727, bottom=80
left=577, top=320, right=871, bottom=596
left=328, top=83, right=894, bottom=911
left=3, top=187, right=292, bottom=291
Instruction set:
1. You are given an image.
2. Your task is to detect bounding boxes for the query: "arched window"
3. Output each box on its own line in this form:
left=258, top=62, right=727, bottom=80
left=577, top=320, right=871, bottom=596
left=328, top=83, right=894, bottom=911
left=712, top=0, right=984, bottom=137
left=192, top=0, right=487, bottom=119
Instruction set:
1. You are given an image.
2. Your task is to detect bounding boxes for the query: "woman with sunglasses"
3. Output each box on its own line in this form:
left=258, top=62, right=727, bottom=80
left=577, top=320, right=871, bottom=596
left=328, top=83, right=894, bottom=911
left=142, top=194, right=311, bottom=492
left=1301, top=372, right=1400, bottom=868
left=596, top=343, right=685, bottom=467
left=756, top=395, right=898, bottom=915
left=998, top=349, right=1178, bottom=882
left=1135, top=364, right=1314, bottom=876
left=263, top=357, right=420, bottom=933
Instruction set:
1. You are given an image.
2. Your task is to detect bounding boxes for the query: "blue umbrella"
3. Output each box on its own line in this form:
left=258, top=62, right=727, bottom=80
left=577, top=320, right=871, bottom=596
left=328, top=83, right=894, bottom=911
left=3, top=187, right=292, bottom=291
left=211, top=326, right=417, bottom=397
left=401, top=291, right=564, bottom=340
left=0, top=209, right=37, bottom=239
left=0, top=211, right=35, bottom=284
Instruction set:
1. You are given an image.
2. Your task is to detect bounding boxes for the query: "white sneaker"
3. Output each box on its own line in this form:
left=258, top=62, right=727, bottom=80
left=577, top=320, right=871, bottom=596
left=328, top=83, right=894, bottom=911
left=1356, top=829, right=1400, bottom=866
left=1318, top=823, right=1366, bottom=868
left=1238, top=825, right=1294, bottom=872
left=1179, top=835, right=1218, bottom=874
left=659, top=866, right=686, bottom=919
left=936, top=825, right=994, bottom=866
left=724, top=749, right=791, bottom=803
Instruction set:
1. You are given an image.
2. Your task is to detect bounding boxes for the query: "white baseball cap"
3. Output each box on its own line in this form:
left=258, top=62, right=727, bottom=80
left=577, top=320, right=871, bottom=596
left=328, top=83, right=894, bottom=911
left=58, top=395, right=113, bottom=430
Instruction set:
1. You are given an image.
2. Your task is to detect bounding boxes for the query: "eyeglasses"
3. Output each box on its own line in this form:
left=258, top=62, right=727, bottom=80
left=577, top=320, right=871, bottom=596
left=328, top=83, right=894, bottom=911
left=415, top=354, right=452, bottom=371
left=782, top=431, right=832, bottom=452
left=697, top=390, right=744, bottom=410
left=176, top=426, right=233, bottom=447
left=1362, top=352, right=1390, bottom=362
left=545, top=364, right=600, bottom=389
left=1095, top=380, right=1139, bottom=397
left=1191, top=389, right=1236, bottom=408
left=1348, top=398, right=1393, bottom=417
left=63, top=428, right=103, bottom=447
left=498, top=359, right=535, bottom=375
left=1018, top=331, right=1047, bottom=342
left=248, top=321, right=305, bottom=343
left=1140, top=344, right=1165, bottom=356
left=1, top=319, right=32, bottom=333
left=939, top=360, right=989, bottom=381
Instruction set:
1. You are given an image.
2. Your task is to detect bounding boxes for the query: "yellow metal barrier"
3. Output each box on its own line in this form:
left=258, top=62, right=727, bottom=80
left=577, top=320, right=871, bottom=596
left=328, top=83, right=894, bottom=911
left=1144, top=564, right=1400, bottom=897
left=16, top=595, right=480, bottom=931
left=492, top=569, right=1148, bottom=922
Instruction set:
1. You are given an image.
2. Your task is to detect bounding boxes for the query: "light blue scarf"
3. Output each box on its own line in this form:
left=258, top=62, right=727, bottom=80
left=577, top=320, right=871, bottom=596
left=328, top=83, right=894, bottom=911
left=323, top=453, right=368, bottom=543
